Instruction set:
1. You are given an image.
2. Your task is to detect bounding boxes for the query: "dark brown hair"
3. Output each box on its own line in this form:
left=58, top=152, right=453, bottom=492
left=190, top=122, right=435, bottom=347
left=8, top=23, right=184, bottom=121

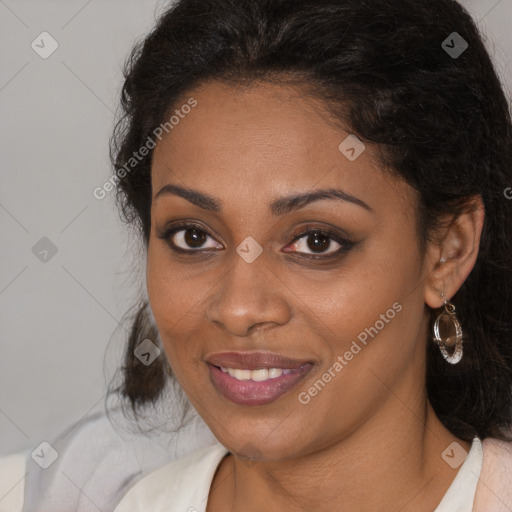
left=108, top=0, right=512, bottom=441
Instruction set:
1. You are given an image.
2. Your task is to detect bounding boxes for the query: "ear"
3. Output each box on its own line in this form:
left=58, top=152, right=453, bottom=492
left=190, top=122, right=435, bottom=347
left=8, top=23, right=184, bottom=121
left=424, top=195, right=485, bottom=309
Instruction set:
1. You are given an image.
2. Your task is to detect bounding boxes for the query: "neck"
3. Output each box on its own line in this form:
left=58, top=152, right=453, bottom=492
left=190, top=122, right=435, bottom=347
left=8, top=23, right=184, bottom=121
left=208, top=374, right=471, bottom=512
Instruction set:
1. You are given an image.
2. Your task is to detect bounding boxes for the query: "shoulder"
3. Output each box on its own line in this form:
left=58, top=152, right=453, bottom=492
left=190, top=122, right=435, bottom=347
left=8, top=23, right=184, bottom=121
left=473, top=436, right=512, bottom=511
left=20, top=409, right=161, bottom=512
left=481, top=436, right=512, bottom=458
left=113, top=442, right=229, bottom=512
left=14, top=407, right=217, bottom=512
left=0, top=451, right=30, bottom=512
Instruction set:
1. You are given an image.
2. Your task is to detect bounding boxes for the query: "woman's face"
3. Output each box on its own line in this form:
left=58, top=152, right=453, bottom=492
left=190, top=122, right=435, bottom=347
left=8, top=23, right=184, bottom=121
left=147, top=80, right=433, bottom=459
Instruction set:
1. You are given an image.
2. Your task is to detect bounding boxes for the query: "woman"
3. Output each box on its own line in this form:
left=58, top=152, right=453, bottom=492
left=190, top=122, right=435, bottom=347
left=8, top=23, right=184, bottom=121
left=102, top=0, right=512, bottom=510
left=38, top=0, right=512, bottom=510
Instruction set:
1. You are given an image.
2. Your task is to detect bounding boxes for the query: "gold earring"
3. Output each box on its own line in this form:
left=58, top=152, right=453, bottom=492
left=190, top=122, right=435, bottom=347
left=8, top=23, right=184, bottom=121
left=433, top=292, right=463, bottom=364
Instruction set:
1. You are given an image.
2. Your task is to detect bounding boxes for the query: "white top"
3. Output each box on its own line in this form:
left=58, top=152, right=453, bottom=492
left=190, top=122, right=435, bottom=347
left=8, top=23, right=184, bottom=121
left=0, top=451, right=29, bottom=512
left=113, top=437, right=483, bottom=512
left=0, top=406, right=219, bottom=512
left=435, top=437, right=482, bottom=511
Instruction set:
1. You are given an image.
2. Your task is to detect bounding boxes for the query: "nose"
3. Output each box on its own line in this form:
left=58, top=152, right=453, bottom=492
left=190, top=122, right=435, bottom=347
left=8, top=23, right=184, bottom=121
left=206, top=249, right=292, bottom=337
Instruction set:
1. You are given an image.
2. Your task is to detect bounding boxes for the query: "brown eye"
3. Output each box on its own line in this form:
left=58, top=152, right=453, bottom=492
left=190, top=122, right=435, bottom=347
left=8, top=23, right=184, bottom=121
left=286, top=229, right=344, bottom=256
left=183, top=227, right=207, bottom=248
left=281, top=224, right=357, bottom=260
left=161, top=223, right=223, bottom=252
left=305, top=232, right=332, bottom=253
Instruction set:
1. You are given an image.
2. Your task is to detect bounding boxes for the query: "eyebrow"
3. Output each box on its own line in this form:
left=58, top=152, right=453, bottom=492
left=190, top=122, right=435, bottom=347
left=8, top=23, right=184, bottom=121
left=154, top=184, right=374, bottom=215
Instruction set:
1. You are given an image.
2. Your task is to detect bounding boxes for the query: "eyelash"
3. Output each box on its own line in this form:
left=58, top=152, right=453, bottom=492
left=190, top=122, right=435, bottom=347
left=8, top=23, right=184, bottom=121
left=158, top=221, right=355, bottom=260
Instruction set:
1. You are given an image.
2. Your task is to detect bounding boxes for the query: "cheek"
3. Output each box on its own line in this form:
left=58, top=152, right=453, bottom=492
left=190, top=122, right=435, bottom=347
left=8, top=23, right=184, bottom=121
left=288, top=255, right=426, bottom=432
left=294, top=233, right=426, bottom=379
left=295, top=241, right=420, bottom=336
left=146, top=243, right=206, bottom=375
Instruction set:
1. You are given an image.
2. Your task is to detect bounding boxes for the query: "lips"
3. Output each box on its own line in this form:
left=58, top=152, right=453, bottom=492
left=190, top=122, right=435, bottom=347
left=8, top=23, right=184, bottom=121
left=207, top=362, right=314, bottom=406
left=205, top=351, right=313, bottom=370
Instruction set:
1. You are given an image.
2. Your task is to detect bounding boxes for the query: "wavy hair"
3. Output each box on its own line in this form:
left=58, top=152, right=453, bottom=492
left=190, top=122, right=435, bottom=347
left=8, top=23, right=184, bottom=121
left=108, top=0, right=512, bottom=442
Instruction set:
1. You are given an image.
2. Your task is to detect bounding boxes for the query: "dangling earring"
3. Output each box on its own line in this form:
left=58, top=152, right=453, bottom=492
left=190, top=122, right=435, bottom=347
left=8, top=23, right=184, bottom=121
left=433, top=291, right=463, bottom=364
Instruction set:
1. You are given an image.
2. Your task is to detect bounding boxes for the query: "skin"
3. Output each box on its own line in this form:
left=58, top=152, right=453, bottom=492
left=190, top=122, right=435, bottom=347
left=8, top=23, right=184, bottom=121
left=146, top=80, right=484, bottom=512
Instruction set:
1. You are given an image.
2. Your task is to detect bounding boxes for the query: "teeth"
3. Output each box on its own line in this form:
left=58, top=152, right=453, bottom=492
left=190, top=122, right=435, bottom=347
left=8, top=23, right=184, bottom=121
left=219, top=367, right=294, bottom=381
left=251, top=368, right=269, bottom=381
left=229, top=368, right=251, bottom=380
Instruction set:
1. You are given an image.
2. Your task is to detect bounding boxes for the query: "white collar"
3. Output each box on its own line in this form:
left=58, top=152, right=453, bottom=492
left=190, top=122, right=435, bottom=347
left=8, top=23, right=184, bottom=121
left=113, top=441, right=228, bottom=512
left=434, top=437, right=482, bottom=512
left=114, top=437, right=483, bottom=512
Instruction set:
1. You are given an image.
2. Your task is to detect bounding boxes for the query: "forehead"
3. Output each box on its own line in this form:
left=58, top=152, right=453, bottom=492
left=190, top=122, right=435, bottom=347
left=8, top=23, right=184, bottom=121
left=151, top=80, right=412, bottom=216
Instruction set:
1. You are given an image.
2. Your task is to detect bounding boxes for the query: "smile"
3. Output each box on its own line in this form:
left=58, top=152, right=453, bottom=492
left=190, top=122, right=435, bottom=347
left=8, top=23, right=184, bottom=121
left=207, top=363, right=314, bottom=406
left=219, top=366, right=295, bottom=381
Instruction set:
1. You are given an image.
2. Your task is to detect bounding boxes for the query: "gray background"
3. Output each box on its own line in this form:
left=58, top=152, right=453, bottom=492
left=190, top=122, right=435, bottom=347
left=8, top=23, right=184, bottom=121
left=1, top=0, right=511, bottom=456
